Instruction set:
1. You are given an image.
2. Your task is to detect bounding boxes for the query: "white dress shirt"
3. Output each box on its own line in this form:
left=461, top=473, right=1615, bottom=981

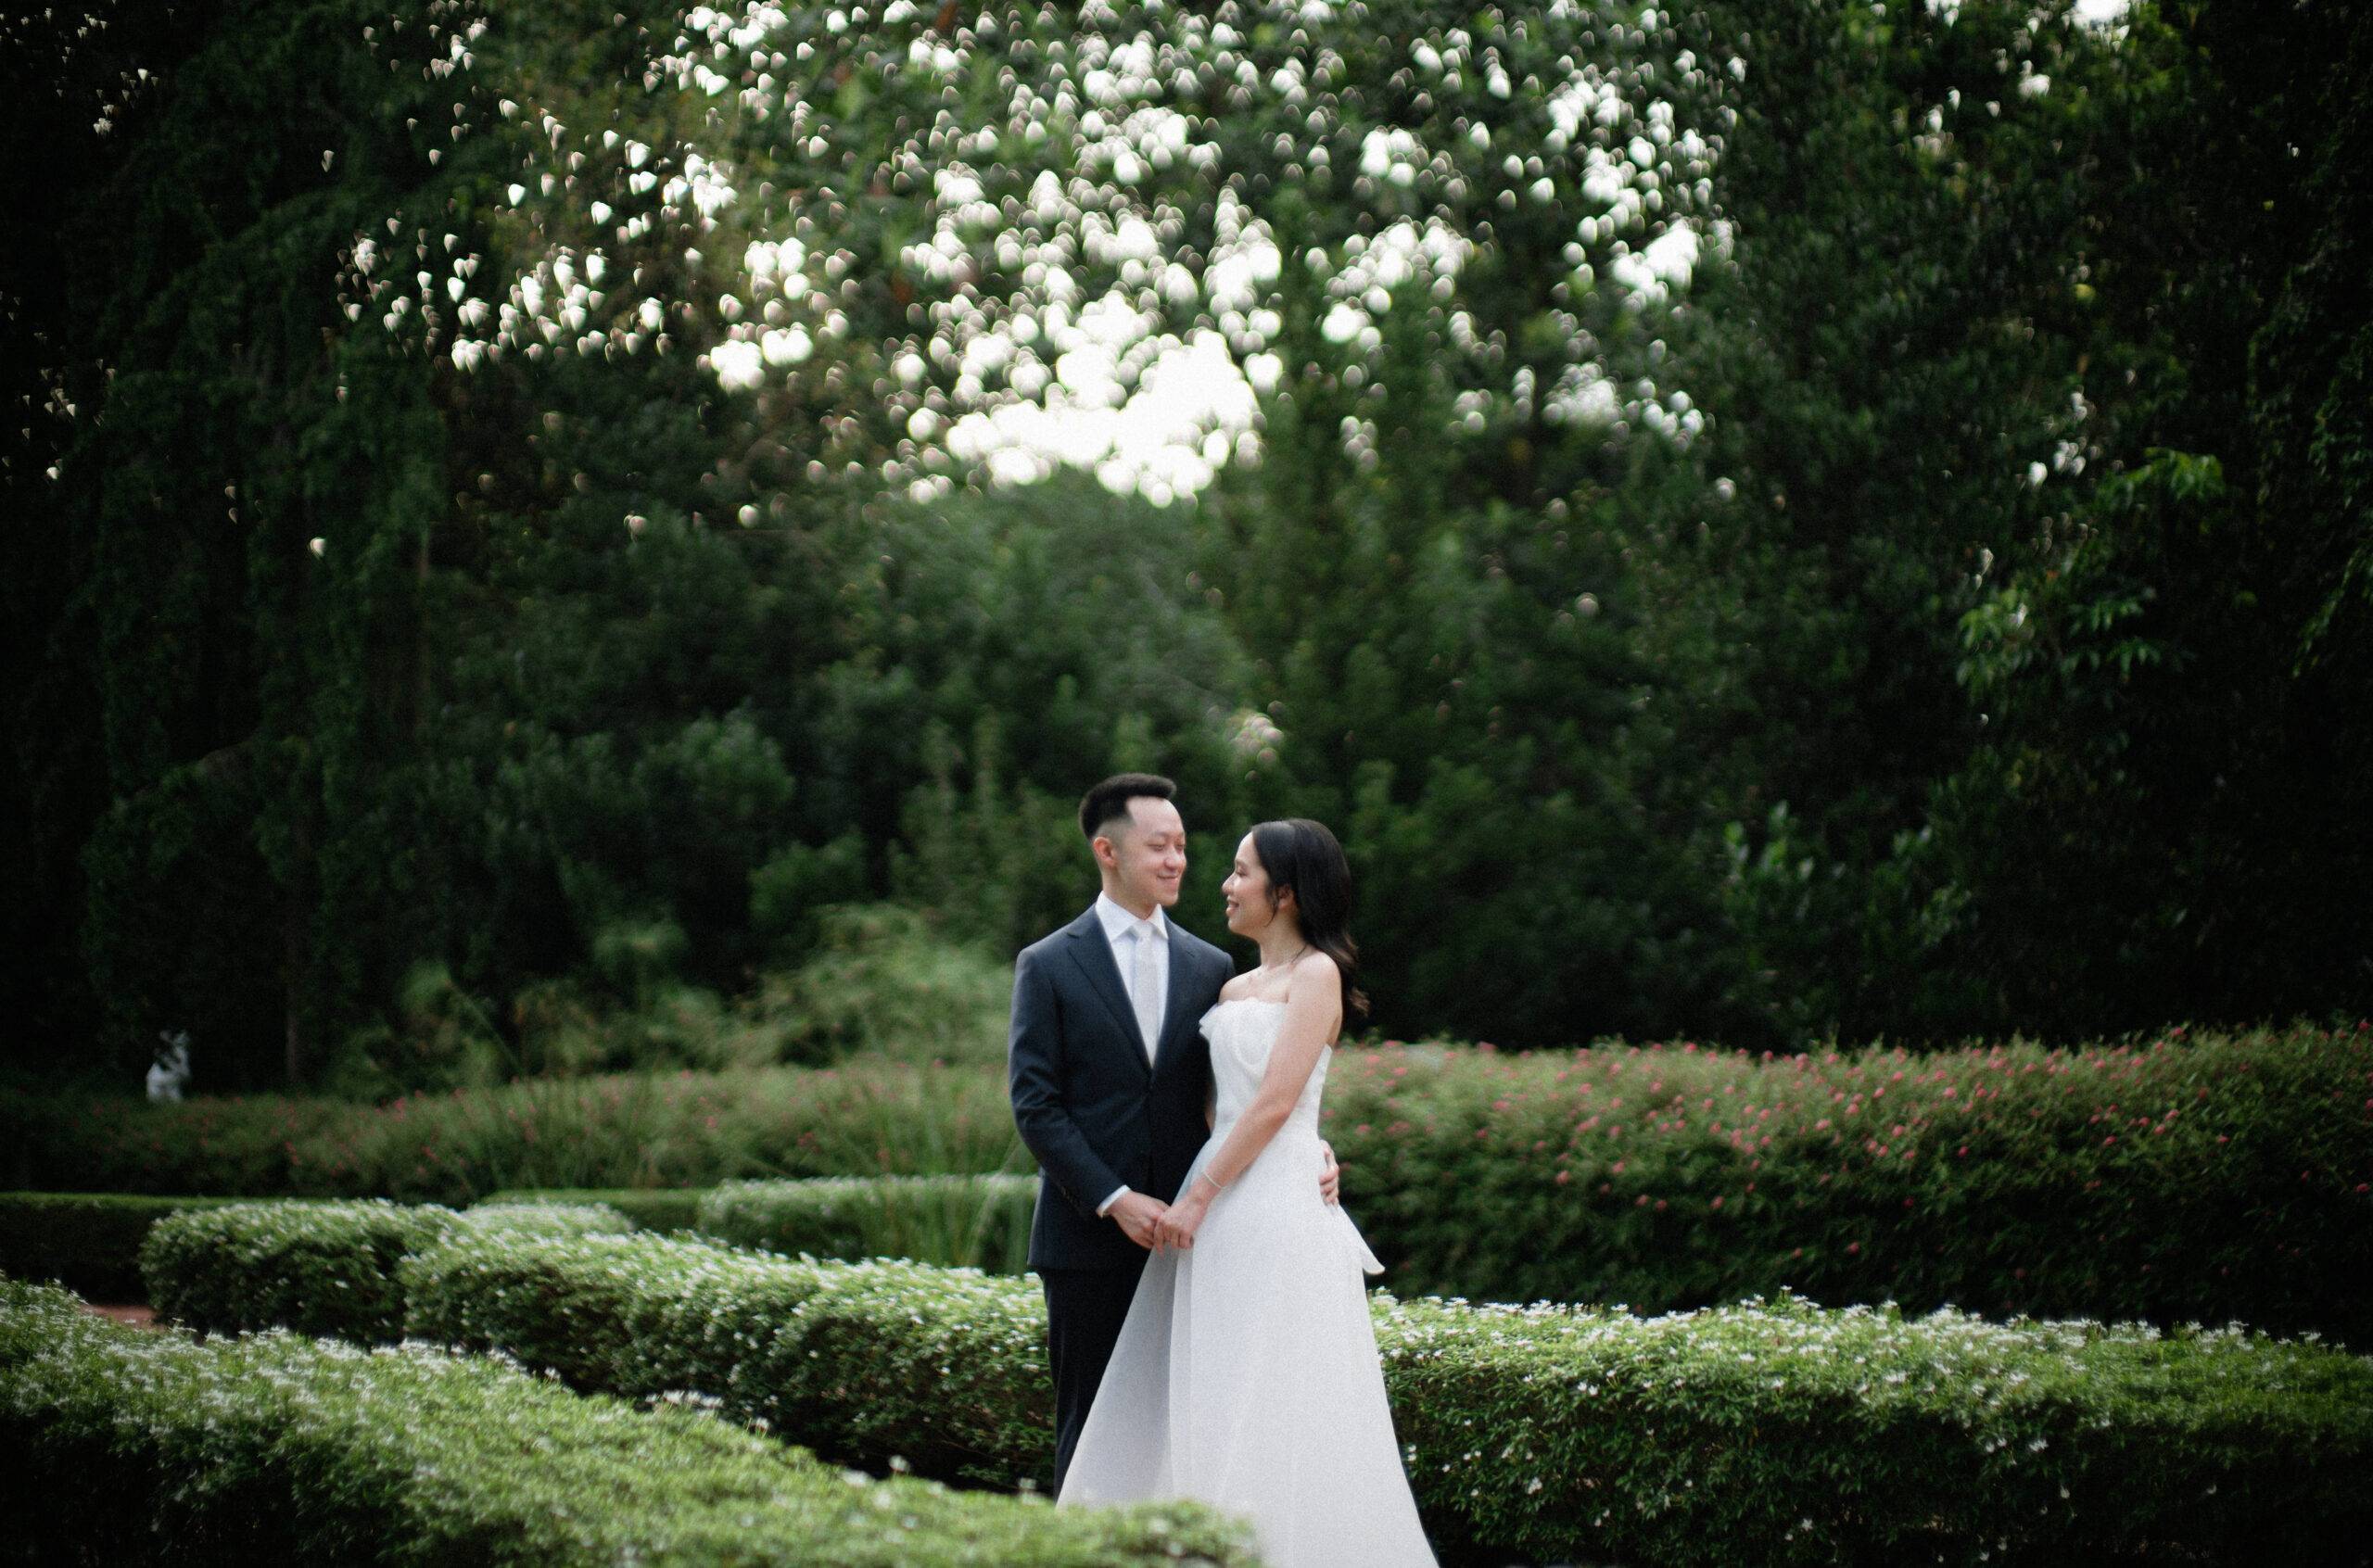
left=1092, top=891, right=1168, bottom=1217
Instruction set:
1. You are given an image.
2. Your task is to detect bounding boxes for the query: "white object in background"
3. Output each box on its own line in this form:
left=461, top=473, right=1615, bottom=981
left=146, top=1031, right=192, bottom=1102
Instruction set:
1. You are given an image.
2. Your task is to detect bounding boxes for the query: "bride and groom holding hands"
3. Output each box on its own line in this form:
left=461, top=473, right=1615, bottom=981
left=1007, top=773, right=1436, bottom=1566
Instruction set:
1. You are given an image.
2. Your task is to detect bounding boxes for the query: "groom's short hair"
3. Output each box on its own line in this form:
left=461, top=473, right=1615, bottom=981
left=1080, top=773, right=1176, bottom=841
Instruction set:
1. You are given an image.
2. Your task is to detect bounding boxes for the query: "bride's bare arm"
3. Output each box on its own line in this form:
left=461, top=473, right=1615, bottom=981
left=1155, top=954, right=1339, bottom=1248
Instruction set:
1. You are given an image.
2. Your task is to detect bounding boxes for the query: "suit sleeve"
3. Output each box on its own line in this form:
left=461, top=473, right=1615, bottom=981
left=1008, top=946, right=1126, bottom=1220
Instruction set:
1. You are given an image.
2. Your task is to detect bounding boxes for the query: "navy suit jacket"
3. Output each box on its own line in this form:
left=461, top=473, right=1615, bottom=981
left=1008, top=904, right=1233, bottom=1272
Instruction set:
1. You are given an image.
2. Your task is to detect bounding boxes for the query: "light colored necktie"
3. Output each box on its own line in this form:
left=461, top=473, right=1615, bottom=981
left=1131, top=921, right=1162, bottom=1062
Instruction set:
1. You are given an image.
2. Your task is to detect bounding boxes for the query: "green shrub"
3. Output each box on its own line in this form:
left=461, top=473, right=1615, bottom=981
left=1326, top=1021, right=2373, bottom=1345
left=476, top=1185, right=705, bottom=1232
left=4, top=1059, right=1022, bottom=1204
left=462, top=1198, right=632, bottom=1237
left=391, top=1220, right=2373, bottom=1563
left=0, top=1088, right=349, bottom=1195
left=743, top=904, right=1018, bottom=1067
left=0, top=1192, right=254, bottom=1301
left=1375, top=1292, right=2373, bottom=1566
left=141, top=1199, right=462, bottom=1340
left=697, top=1173, right=1036, bottom=1272
left=23, top=1022, right=2372, bottom=1346
left=0, top=1278, right=1255, bottom=1566
left=402, top=1232, right=1054, bottom=1489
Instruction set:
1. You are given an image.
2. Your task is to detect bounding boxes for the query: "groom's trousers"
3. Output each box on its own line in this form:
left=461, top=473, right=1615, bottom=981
left=1041, top=1261, right=1148, bottom=1495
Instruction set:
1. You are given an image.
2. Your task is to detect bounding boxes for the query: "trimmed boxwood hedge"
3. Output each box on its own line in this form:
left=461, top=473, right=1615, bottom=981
left=478, top=1185, right=706, bottom=1233
left=405, top=1231, right=1053, bottom=1489
left=696, top=1173, right=1035, bottom=1271
left=146, top=1199, right=2373, bottom=1565
left=0, top=1192, right=254, bottom=1301
left=141, top=1198, right=628, bottom=1340
left=0, top=1277, right=1255, bottom=1566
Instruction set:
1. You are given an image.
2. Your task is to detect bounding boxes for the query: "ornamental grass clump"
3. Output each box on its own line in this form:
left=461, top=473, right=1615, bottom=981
left=1326, top=1019, right=2373, bottom=1343
left=0, top=1278, right=1256, bottom=1567
left=696, top=1172, right=1036, bottom=1271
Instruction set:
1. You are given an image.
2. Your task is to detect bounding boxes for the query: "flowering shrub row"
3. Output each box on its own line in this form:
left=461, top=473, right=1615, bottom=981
left=405, top=1231, right=1056, bottom=1490
left=3, top=1057, right=1022, bottom=1202
left=34, top=1020, right=2373, bottom=1336
left=1326, top=1020, right=2373, bottom=1344
left=146, top=1203, right=2373, bottom=1564
left=695, top=1174, right=1036, bottom=1273
left=0, top=1277, right=1253, bottom=1567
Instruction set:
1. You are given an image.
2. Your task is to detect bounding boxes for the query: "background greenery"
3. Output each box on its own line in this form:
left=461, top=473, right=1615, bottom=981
left=4, top=0, right=2368, bottom=1095
left=13, top=1022, right=2367, bottom=1345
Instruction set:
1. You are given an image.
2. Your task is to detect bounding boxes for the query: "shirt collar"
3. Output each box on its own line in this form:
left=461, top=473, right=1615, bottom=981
left=1094, top=890, right=1169, bottom=943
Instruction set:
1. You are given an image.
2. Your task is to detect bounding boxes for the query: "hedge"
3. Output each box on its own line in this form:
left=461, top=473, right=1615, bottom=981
left=0, top=1277, right=1255, bottom=1566
left=696, top=1173, right=1035, bottom=1272
left=149, top=1200, right=2373, bottom=1565
left=2, top=1059, right=1020, bottom=1202
left=0, top=1192, right=254, bottom=1301
left=141, top=1199, right=627, bottom=1340
left=30, top=1020, right=2373, bottom=1338
left=479, top=1184, right=707, bottom=1233
left=1326, top=1020, right=2373, bottom=1345
left=403, top=1232, right=1054, bottom=1490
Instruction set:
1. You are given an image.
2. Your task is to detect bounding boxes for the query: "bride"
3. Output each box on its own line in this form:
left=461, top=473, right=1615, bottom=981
left=1057, top=817, right=1436, bottom=1566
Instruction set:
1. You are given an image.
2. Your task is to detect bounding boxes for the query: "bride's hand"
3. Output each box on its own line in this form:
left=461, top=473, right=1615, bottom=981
left=1154, top=1188, right=1210, bottom=1251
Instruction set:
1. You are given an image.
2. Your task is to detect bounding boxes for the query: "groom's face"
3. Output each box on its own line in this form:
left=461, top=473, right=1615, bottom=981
left=1106, top=797, right=1187, bottom=911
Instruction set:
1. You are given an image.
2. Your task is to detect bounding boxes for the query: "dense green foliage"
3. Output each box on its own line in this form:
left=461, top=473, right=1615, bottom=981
left=1326, top=1021, right=2373, bottom=1345
left=34, top=1024, right=2373, bottom=1337
left=6, top=1059, right=1023, bottom=1201
left=142, top=1197, right=465, bottom=1338
left=0, top=1278, right=1257, bottom=1567
left=405, top=1232, right=1060, bottom=1490
left=132, top=1213, right=2373, bottom=1565
left=478, top=1184, right=708, bottom=1231
left=7, top=0, right=2367, bottom=1092
left=697, top=1173, right=1035, bottom=1272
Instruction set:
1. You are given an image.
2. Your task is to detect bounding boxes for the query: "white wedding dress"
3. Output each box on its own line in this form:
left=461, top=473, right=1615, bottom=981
left=1058, top=998, right=1436, bottom=1566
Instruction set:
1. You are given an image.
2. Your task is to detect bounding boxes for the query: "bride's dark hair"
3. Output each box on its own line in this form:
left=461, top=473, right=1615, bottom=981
left=1249, top=817, right=1369, bottom=1027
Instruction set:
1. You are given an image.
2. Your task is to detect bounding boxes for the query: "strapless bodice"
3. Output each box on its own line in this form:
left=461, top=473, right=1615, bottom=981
left=1199, top=998, right=1329, bottom=1140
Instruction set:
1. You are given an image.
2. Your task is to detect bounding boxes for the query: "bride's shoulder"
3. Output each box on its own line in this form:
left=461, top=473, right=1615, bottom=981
left=1291, top=948, right=1340, bottom=983
left=1286, top=949, right=1340, bottom=1005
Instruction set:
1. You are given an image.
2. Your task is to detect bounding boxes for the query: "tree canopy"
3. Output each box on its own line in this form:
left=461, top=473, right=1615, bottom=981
left=5, top=0, right=2366, bottom=1089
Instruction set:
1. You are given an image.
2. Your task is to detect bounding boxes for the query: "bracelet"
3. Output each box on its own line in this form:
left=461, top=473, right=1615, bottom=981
left=1195, top=1170, right=1226, bottom=1195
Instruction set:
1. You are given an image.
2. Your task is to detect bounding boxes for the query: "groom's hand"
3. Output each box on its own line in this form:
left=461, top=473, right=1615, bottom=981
left=1318, top=1141, right=1341, bottom=1206
left=1110, top=1191, right=1171, bottom=1249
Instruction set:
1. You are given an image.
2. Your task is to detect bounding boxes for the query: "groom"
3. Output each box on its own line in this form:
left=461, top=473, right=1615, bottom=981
left=1008, top=773, right=1337, bottom=1494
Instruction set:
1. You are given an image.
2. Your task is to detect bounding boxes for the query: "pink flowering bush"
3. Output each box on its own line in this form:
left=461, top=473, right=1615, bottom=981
left=3, top=1059, right=1022, bottom=1203
left=1326, top=1019, right=2373, bottom=1345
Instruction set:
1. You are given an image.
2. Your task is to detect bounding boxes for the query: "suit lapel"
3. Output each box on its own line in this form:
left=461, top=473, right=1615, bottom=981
left=1063, top=911, right=1151, bottom=1080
